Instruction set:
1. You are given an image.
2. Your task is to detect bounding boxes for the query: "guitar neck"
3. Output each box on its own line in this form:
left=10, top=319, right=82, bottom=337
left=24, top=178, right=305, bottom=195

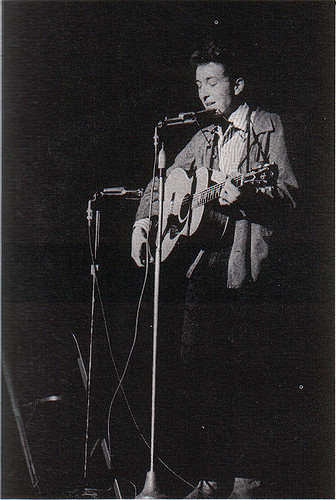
left=191, top=172, right=250, bottom=209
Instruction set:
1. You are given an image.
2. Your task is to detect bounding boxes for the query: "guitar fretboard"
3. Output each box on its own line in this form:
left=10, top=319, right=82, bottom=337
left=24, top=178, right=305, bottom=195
left=191, top=172, right=255, bottom=210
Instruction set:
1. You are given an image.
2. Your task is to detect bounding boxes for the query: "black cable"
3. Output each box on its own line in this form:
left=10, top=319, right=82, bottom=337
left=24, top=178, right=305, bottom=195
left=86, top=193, right=195, bottom=489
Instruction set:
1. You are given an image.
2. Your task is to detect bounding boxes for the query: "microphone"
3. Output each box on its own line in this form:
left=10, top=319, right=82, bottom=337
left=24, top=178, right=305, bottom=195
left=87, top=188, right=143, bottom=221
left=101, top=187, right=143, bottom=198
left=158, top=109, right=221, bottom=127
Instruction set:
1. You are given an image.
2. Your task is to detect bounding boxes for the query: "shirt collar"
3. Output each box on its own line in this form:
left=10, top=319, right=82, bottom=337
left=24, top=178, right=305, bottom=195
left=227, top=102, right=250, bottom=132
left=202, top=102, right=250, bottom=136
left=202, top=105, right=275, bottom=142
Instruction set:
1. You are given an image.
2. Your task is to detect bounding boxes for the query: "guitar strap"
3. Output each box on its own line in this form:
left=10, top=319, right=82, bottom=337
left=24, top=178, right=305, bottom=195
left=245, top=108, right=253, bottom=282
left=209, top=129, right=220, bottom=170
left=237, top=108, right=254, bottom=173
left=246, top=108, right=252, bottom=173
left=252, top=127, right=270, bottom=164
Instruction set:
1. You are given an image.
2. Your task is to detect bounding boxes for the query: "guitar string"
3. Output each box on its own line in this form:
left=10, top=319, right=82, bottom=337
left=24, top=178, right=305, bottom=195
left=191, top=168, right=269, bottom=209
left=191, top=174, right=244, bottom=208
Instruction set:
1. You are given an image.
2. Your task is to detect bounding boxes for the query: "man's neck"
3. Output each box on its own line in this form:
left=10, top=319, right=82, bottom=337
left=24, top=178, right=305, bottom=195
left=222, top=98, right=244, bottom=119
left=227, top=102, right=249, bottom=131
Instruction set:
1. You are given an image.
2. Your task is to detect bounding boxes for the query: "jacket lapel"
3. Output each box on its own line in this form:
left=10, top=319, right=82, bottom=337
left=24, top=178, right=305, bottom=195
left=237, top=107, right=275, bottom=171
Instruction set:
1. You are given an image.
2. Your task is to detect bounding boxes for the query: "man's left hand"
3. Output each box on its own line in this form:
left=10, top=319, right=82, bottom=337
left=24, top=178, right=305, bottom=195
left=219, top=177, right=240, bottom=205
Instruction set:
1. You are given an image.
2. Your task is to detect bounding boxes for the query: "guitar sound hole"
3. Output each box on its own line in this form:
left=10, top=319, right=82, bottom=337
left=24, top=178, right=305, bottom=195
left=180, top=194, right=191, bottom=219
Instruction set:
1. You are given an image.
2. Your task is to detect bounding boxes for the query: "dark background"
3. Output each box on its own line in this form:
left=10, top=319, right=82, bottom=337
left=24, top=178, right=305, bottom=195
left=2, top=1, right=334, bottom=499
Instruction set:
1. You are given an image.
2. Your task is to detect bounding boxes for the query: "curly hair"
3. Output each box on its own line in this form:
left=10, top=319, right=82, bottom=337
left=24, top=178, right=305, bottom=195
left=190, top=41, right=242, bottom=82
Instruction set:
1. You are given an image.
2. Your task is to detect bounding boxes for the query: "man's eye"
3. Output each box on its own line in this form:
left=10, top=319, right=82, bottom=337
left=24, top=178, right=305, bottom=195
left=208, top=78, right=218, bottom=86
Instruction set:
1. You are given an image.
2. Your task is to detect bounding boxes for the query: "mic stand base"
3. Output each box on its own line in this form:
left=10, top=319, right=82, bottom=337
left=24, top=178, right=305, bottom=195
left=136, top=471, right=167, bottom=499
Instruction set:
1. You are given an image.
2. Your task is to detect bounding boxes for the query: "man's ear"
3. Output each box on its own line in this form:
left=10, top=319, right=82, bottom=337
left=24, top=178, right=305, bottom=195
left=234, top=78, right=245, bottom=96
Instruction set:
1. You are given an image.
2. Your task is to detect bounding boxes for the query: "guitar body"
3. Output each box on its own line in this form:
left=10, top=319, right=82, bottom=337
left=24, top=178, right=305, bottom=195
left=161, top=167, right=228, bottom=262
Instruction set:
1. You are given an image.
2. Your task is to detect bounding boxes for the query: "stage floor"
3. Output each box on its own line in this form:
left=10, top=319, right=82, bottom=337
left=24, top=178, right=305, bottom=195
left=2, top=297, right=334, bottom=499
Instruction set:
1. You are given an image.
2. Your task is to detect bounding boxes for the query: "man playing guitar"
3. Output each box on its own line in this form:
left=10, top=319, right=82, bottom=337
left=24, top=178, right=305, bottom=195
left=131, top=41, right=298, bottom=498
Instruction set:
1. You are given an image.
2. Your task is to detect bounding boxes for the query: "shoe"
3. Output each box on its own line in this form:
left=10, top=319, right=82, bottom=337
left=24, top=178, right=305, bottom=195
left=185, top=480, right=219, bottom=498
left=227, top=477, right=260, bottom=499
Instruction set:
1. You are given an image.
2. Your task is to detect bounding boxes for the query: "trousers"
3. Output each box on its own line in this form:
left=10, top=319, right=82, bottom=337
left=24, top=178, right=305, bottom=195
left=180, top=247, right=274, bottom=481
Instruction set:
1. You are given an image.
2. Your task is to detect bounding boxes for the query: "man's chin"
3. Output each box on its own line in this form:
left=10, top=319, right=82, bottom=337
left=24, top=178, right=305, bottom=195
left=206, top=105, right=219, bottom=112
left=205, top=107, right=222, bottom=116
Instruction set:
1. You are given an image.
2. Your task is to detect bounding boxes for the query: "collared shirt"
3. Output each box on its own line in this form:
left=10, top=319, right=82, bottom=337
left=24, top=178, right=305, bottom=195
left=217, top=103, right=255, bottom=176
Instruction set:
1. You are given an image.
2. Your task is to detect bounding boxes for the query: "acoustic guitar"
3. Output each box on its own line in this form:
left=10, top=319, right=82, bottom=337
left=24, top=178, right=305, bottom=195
left=153, top=164, right=278, bottom=262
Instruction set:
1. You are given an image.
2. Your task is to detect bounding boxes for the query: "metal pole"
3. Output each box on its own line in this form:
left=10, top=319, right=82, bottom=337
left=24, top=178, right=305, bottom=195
left=137, top=136, right=166, bottom=499
left=150, top=143, right=165, bottom=472
left=84, top=204, right=100, bottom=479
left=2, top=352, right=41, bottom=493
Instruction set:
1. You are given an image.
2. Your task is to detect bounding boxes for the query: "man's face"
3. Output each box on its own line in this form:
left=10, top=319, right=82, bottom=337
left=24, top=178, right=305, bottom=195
left=195, top=62, right=237, bottom=118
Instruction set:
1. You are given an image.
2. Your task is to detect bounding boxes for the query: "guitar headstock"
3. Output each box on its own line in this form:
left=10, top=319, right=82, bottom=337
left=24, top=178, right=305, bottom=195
left=249, top=163, right=278, bottom=187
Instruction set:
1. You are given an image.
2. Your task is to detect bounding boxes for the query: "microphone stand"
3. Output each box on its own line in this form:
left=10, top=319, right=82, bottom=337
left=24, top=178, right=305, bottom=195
left=137, top=111, right=218, bottom=498
left=137, top=111, right=212, bottom=498
left=83, top=188, right=143, bottom=495
left=83, top=192, right=100, bottom=482
left=137, top=126, right=167, bottom=499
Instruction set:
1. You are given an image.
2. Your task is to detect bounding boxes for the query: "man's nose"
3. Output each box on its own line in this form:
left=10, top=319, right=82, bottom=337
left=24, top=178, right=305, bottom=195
left=199, top=86, right=210, bottom=102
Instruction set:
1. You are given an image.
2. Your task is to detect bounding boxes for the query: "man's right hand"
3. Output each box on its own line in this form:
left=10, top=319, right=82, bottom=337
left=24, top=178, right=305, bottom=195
left=131, top=225, right=153, bottom=267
